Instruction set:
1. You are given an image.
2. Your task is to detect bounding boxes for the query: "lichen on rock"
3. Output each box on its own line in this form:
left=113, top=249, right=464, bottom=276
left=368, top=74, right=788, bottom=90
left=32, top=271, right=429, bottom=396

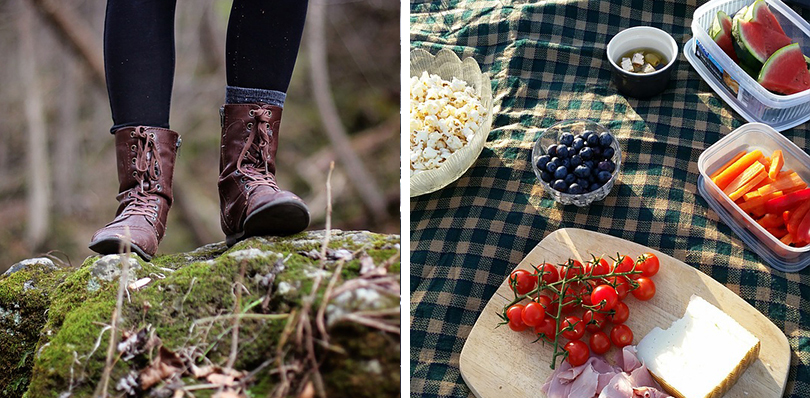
left=0, top=230, right=400, bottom=398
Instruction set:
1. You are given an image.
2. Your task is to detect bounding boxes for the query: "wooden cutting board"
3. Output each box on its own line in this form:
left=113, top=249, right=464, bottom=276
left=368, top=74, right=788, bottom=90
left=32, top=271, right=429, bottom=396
left=459, top=228, right=790, bottom=398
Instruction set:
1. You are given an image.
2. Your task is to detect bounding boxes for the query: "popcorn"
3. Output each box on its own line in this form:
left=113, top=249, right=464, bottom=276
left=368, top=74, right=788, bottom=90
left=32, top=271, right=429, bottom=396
left=410, top=71, right=487, bottom=175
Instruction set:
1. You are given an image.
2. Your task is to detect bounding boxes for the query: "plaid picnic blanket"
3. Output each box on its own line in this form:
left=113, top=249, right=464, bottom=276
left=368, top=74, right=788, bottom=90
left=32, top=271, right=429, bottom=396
left=409, top=1, right=810, bottom=397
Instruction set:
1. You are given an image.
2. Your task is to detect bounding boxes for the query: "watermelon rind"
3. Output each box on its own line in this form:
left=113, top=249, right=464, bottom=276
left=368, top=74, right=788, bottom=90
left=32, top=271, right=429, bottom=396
left=758, top=43, right=810, bottom=95
left=710, top=10, right=739, bottom=63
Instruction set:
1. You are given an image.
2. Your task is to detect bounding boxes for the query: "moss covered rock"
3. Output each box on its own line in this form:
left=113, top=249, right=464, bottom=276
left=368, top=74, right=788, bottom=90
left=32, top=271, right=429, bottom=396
left=0, top=230, right=400, bottom=398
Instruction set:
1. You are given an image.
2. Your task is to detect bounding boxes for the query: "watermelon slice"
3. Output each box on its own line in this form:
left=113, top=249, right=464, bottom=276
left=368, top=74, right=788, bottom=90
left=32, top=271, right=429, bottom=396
left=758, top=43, right=810, bottom=95
left=732, top=0, right=792, bottom=76
left=710, top=11, right=739, bottom=63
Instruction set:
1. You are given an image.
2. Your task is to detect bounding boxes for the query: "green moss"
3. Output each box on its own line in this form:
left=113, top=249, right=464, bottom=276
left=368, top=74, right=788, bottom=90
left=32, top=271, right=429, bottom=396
left=11, top=230, right=399, bottom=398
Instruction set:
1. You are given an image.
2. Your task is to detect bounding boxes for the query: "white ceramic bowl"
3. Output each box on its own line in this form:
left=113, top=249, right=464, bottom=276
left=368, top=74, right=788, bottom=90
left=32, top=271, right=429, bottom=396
left=409, top=48, right=494, bottom=197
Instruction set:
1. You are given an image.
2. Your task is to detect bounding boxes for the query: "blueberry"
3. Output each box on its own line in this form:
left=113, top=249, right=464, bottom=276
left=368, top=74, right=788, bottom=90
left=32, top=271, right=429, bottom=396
left=597, top=170, right=612, bottom=183
left=568, top=183, right=583, bottom=194
left=592, top=147, right=602, bottom=158
left=572, top=138, right=585, bottom=152
left=586, top=134, right=599, bottom=147
left=580, top=147, right=593, bottom=160
left=581, top=131, right=593, bottom=141
left=583, top=160, right=595, bottom=170
left=570, top=155, right=582, bottom=168
left=564, top=173, right=577, bottom=185
left=602, top=147, right=615, bottom=159
left=587, top=174, right=596, bottom=183
left=561, top=158, right=571, bottom=170
left=598, top=160, right=615, bottom=173
left=552, top=179, right=568, bottom=192
left=547, top=144, right=558, bottom=157
left=589, top=182, right=601, bottom=192
left=574, top=165, right=591, bottom=178
left=546, top=160, right=559, bottom=173
left=560, top=132, right=574, bottom=146
left=576, top=178, right=589, bottom=187
left=536, top=155, right=551, bottom=170
left=556, top=145, right=569, bottom=158
left=540, top=171, right=553, bottom=182
left=554, top=165, right=568, bottom=180
left=599, top=132, right=613, bottom=147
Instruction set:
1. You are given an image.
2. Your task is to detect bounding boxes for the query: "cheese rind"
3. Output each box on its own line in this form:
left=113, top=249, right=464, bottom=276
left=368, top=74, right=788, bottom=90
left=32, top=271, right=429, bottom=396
left=637, top=295, right=761, bottom=398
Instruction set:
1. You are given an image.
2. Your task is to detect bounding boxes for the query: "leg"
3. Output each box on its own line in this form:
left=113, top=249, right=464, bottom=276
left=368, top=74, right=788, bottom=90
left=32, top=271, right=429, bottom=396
left=218, top=0, right=311, bottom=245
left=90, top=0, right=181, bottom=260
left=104, top=0, right=177, bottom=132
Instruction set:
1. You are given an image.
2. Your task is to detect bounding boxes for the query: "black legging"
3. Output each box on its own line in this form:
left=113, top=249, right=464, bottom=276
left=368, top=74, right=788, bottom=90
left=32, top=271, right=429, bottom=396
left=104, top=0, right=309, bottom=132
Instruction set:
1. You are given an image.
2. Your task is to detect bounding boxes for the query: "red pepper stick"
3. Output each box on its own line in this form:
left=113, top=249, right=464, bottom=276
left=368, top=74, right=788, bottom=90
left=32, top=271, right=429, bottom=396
left=764, top=188, right=810, bottom=214
left=799, top=209, right=810, bottom=243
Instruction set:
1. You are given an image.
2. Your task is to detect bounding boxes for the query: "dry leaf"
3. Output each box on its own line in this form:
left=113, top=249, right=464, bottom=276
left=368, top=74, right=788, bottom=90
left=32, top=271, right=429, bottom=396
left=298, top=382, right=315, bottom=398
left=128, top=277, right=152, bottom=291
left=212, top=390, right=243, bottom=398
left=207, top=373, right=237, bottom=387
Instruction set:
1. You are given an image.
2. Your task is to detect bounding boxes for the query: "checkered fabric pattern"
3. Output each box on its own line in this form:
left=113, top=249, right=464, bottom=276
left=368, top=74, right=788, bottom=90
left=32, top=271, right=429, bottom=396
left=409, top=1, right=810, bottom=397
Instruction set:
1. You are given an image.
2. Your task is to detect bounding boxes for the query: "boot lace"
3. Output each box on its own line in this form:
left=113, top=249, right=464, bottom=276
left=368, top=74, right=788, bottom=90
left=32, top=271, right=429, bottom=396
left=236, top=105, right=279, bottom=191
left=121, top=127, right=163, bottom=221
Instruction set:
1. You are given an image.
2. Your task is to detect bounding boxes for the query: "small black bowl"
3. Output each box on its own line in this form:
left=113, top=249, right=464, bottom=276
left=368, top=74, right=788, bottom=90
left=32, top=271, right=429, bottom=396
left=607, top=26, right=678, bottom=99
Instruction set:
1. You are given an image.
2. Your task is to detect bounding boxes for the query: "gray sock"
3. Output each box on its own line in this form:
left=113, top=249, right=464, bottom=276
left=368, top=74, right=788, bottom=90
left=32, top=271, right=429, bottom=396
left=225, top=85, right=286, bottom=108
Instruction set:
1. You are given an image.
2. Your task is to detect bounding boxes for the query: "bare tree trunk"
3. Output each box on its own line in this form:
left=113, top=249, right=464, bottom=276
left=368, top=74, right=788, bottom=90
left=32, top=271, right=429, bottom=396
left=54, top=56, right=79, bottom=215
left=28, top=0, right=105, bottom=88
left=306, top=0, right=388, bottom=223
left=19, top=0, right=51, bottom=249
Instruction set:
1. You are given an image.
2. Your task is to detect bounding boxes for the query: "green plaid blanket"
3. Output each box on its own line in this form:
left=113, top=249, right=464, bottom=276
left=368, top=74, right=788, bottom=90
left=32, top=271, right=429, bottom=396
left=409, top=1, right=810, bottom=397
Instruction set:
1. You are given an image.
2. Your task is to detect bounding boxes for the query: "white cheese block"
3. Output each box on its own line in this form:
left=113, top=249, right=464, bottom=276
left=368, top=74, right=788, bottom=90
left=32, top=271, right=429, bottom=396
left=637, top=295, right=760, bottom=398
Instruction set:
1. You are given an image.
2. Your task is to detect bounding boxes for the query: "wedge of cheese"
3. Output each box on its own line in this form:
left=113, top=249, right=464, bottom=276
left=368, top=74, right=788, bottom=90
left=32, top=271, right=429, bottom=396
left=637, top=295, right=760, bottom=398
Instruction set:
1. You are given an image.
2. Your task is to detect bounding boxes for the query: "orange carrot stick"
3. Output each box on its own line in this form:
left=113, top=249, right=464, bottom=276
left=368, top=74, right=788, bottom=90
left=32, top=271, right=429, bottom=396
left=728, top=170, right=768, bottom=201
left=709, top=150, right=747, bottom=180
left=769, top=150, right=784, bottom=180
left=712, top=150, right=763, bottom=190
left=723, top=163, right=766, bottom=196
left=757, top=172, right=804, bottom=196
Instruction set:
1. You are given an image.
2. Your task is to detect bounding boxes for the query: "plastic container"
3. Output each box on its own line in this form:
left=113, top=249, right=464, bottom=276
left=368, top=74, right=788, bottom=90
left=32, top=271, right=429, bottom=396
left=685, top=0, right=810, bottom=132
left=697, top=122, right=810, bottom=272
left=531, top=119, right=621, bottom=207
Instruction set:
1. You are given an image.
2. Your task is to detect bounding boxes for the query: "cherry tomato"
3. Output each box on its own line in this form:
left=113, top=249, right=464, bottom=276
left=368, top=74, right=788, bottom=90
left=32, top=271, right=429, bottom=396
left=521, top=301, right=546, bottom=327
left=506, top=304, right=527, bottom=332
left=632, top=277, right=656, bottom=301
left=578, top=282, right=594, bottom=308
left=534, top=317, right=557, bottom=342
left=536, top=263, right=560, bottom=285
left=561, top=316, right=585, bottom=340
left=590, top=284, right=619, bottom=311
left=537, top=294, right=556, bottom=316
left=612, top=254, right=635, bottom=274
left=510, top=269, right=536, bottom=295
left=564, top=340, right=590, bottom=366
left=589, top=331, right=611, bottom=355
left=607, top=276, right=631, bottom=300
left=608, top=301, right=629, bottom=324
left=560, top=259, right=584, bottom=279
left=636, top=253, right=660, bottom=277
left=586, top=256, right=611, bottom=277
left=610, top=324, right=634, bottom=347
left=583, top=310, right=606, bottom=332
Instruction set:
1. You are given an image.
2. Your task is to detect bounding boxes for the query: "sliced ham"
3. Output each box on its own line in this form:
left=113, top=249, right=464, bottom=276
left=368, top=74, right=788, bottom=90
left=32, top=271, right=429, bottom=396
left=541, top=346, right=670, bottom=398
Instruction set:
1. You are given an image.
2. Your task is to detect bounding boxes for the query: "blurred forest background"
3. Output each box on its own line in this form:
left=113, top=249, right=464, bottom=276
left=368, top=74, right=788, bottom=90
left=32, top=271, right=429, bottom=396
left=0, top=0, right=400, bottom=271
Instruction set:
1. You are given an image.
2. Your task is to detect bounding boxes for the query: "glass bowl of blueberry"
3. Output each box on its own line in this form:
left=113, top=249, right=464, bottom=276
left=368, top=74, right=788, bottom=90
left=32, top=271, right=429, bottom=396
left=531, top=119, right=621, bottom=207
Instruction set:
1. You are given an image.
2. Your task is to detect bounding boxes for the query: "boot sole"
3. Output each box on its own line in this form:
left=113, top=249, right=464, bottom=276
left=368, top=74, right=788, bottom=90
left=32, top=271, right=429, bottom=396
left=88, top=238, right=153, bottom=262
left=225, top=197, right=311, bottom=247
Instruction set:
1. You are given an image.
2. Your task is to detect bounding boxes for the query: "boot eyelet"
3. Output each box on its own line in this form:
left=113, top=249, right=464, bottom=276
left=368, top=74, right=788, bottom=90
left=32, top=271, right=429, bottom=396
left=130, top=131, right=135, bottom=138
left=132, top=171, right=137, bottom=177
left=247, top=122, right=253, bottom=130
left=131, top=158, right=136, bottom=165
left=149, top=132, right=156, bottom=139
left=156, top=184, right=162, bottom=191
left=128, top=192, right=132, bottom=198
left=131, top=145, right=136, bottom=151
left=248, top=110, right=255, bottom=117
left=267, top=110, right=272, bottom=117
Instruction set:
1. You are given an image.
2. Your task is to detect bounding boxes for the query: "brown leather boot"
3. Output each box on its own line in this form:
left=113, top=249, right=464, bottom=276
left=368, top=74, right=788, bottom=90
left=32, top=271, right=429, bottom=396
left=219, top=103, right=310, bottom=246
left=89, top=126, right=181, bottom=261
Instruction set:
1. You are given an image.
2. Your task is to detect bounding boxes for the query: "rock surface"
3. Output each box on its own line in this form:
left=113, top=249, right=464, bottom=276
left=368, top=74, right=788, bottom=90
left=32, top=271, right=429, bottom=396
left=0, top=230, right=400, bottom=398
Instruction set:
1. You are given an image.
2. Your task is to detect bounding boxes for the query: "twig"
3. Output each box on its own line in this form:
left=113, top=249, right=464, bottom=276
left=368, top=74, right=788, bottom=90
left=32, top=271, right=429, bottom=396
left=97, top=227, right=131, bottom=397
left=307, top=0, right=387, bottom=222
left=316, top=260, right=344, bottom=339
left=227, top=261, right=246, bottom=369
left=337, top=314, right=400, bottom=335
left=180, top=277, right=198, bottom=317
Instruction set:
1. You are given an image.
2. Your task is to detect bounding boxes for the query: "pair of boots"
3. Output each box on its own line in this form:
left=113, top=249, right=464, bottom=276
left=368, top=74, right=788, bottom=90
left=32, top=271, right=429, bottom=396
left=88, top=103, right=310, bottom=261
